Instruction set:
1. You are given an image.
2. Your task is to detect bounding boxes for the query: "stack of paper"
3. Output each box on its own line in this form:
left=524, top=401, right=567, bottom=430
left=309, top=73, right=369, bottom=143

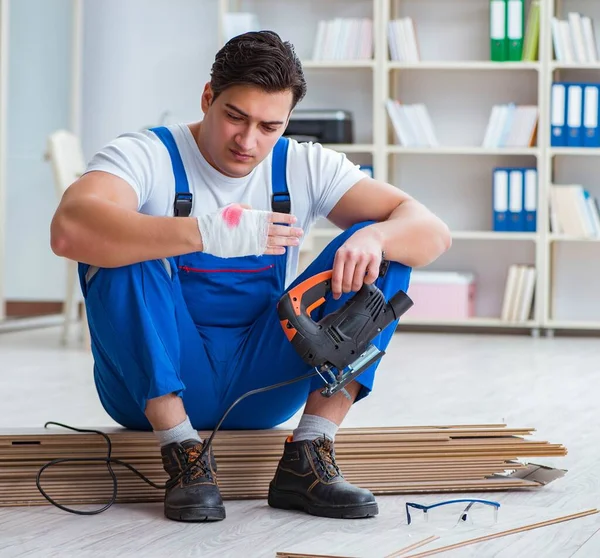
left=312, top=18, right=373, bottom=61
left=552, top=12, right=598, bottom=63
left=549, top=184, right=600, bottom=237
left=386, top=100, right=439, bottom=147
left=388, top=17, right=420, bottom=62
left=482, top=104, right=539, bottom=148
left=500, top=265, right=537, bottom=323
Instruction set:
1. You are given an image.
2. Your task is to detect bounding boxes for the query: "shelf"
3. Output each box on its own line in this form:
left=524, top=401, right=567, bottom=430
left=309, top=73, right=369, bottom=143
left=302, top=60, right=375, bottom=69
left=388, top=61, right=540, bottom=71
left=387, top=146, right=539, bottom=156
left=545, top=320, right=600, bottom=330
left=399, top=317, right=537, bottom=329
left=322, top=144, right=374, bottom=153
left=452, top=231, right=538, bottom=241
left=549, top=234, right=600, bottom=243
left=550, top=62, right=600, bottom=70
left=549, top=148, right=600, bottom=157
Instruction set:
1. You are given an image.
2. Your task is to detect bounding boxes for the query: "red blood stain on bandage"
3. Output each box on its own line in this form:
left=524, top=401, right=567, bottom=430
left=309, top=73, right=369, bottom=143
left=222, top=204, right=244, bottom=228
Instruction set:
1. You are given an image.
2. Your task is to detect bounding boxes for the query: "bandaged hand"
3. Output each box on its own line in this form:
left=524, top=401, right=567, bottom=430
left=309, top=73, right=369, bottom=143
left=197, top=203, right=303, bottom=258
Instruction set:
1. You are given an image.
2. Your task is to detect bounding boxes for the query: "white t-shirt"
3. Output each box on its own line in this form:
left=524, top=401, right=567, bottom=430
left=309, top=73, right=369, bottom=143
left=85, top=123, right=366, bottom=285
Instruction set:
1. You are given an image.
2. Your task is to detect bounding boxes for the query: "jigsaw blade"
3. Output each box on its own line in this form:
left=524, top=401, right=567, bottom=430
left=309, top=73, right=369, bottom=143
left=319, top=344, right=385, bottom=398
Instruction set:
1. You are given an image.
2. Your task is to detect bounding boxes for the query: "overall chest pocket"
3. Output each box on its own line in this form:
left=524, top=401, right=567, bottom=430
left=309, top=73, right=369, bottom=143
left=176, top=253, right=281, bottom=328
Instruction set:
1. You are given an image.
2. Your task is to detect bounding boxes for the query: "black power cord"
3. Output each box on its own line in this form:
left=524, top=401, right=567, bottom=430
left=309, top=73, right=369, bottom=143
left=36, top=368, right=321, bottom=515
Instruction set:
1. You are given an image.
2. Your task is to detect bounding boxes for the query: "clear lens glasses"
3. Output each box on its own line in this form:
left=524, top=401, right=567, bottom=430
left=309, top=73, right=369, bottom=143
left=406, top=499, right=500, bottom=530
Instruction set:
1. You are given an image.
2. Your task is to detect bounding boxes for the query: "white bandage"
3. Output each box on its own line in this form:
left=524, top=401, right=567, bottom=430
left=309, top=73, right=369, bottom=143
left=196, top=204, right=271, bottom=258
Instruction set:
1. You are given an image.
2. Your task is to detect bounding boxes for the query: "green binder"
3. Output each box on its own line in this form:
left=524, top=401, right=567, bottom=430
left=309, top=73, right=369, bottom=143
left=490, top=0, right=507, bottom=61
left=521, top=0, right=540, bottom=61
left=507, top=0, right=525, bottom=61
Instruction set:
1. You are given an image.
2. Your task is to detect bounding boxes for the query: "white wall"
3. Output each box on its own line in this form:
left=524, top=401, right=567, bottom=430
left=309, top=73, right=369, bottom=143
left=5, top=0, right=72, bottom=301
left=81, top=0, right=219, bottom=158
left=4, top=0, right=219, bottom=301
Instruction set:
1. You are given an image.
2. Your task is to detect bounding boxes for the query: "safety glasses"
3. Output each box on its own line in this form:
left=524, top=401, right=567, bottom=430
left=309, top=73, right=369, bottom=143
left=405, top=498, right=501, bottom=529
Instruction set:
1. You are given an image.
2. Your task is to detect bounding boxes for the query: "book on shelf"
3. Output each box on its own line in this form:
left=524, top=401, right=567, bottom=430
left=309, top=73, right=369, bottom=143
left=385, top=99, right=439, bottom=147
left=493, top=167, right=537, bottom=232
left=521, top=0, right=540, bottom=61
left=551, top=82, right=600, bottom=148
left=551, top=12, right=598, bottom=63
left=482, top=104, right=538, bottom=147
left=388, top=17, right=420, bottom=62
left=549, top=184, right=600, bottom=238
left=500, top=264, right=536, bottom=323
left=312, top=18, right=373, bottom=61
left=490, top=0, right=538, bottom=62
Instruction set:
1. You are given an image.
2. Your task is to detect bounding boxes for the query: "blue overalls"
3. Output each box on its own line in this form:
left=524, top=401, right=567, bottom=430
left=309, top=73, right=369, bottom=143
left=78, top=127, right=412, bottom=431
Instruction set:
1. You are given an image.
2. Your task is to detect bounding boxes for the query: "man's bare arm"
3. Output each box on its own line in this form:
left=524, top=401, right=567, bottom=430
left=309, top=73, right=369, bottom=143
left=328, top=177, right=451, bottom=268
left=50, top=171, right=302, bottom=268
left=50, top=171, right=203, bottom=268
left=325, top=177, right=451, bottom=299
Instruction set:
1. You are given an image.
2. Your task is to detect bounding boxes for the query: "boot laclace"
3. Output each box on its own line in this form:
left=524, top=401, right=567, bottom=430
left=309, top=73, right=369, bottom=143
left=312, top=435, right=341, bottom=480
left=183, top=444, right=213, bottom=482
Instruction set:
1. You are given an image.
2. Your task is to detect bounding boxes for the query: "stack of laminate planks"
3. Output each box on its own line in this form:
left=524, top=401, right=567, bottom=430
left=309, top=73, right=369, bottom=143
left=0, top=424, right=567, bottom=507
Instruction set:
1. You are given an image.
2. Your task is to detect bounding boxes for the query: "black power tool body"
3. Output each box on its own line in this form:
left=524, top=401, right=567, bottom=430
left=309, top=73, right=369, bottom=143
left=277, top=268, right=413, bottom=398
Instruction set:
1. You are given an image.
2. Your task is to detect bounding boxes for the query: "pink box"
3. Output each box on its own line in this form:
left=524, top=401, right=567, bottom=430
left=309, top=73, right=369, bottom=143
left=405, top=271, right=476, bottom=320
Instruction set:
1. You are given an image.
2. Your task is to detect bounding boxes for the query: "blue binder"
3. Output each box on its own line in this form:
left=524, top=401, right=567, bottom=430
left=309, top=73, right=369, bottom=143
left=493, top=168, right=509, bottom=231
left=508, top=169, right=524, bottom=231
left=551, top=82, right=567, bottom=147
left=566, top=83, right=584, bottom=147
left=583, top=84, right=600, bottom=148
left=522, top=168, right=537, bottom=232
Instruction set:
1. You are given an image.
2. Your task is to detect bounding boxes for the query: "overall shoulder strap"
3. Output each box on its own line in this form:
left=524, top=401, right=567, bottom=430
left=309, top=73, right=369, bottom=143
left=150, top=126, right=192, bottom=217
left=271, top=136, right=291, bottom=214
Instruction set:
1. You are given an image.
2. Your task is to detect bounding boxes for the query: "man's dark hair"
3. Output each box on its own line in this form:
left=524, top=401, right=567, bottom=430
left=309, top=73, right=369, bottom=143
left=210, top=30, right=307, bottom=109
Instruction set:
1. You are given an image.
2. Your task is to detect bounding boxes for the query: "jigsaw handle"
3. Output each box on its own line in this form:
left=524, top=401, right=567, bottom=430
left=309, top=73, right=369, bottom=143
left=279, top=270, right=332, bottom=327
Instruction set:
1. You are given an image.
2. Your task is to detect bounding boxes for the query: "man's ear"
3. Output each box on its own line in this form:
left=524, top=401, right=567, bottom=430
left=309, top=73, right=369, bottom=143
left=201, top=83, right=214, bottom=113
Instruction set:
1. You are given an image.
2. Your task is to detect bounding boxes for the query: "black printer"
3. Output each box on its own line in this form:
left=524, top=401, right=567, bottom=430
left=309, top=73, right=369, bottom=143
left=284, top=109, right=354, bottom=144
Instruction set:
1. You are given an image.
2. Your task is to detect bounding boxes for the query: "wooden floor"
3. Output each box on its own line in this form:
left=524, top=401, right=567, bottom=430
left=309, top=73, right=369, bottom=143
left=1, top=325, right=600, bottom=557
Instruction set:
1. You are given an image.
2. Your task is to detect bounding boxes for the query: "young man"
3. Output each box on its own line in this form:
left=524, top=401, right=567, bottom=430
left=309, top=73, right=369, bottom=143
left=50, top=31, right=451, bottom=523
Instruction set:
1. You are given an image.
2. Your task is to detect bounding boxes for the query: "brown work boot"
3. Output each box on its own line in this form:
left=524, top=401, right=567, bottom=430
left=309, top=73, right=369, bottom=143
left=268, top=435, right=378, bottom=519
left=160, top=439, right=225, bottom=522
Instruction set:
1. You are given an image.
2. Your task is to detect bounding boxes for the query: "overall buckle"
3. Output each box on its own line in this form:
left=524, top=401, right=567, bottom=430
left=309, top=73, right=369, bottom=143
left=271, top=193, right=290, bottom=214
left=174, top=193, right=193, bottom=217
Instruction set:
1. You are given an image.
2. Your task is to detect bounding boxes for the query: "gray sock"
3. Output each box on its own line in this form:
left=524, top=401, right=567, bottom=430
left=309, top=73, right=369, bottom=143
left=154, top=415, right=201, bottom=447
left=292, top=414, right=339, bottom=443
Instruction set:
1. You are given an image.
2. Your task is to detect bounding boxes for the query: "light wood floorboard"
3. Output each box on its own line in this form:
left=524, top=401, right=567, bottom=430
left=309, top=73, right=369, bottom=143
left=1, top=326, right=600, bottom=557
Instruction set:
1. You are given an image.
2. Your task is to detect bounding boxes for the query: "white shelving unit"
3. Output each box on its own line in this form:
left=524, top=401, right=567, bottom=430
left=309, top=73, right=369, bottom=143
left=0, top=0, right=8, bottom=322
left=388, top=61, right=541, bottom=71
left=217, top=0, right=600, bottom=335
left=545, top=0, right=600, bottom=332
left=387, top=146, right=540, bottom=155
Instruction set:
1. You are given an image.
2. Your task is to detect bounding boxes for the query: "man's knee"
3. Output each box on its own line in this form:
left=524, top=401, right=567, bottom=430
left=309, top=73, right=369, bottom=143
left=79, top=258, right=173, bottom=293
